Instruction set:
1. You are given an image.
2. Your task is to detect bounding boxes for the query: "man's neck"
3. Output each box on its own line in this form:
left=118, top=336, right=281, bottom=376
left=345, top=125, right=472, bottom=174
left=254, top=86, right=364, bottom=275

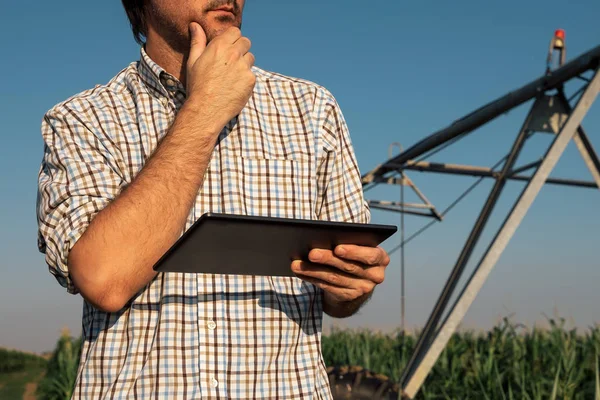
left=145, top=30, right=187, bottom=85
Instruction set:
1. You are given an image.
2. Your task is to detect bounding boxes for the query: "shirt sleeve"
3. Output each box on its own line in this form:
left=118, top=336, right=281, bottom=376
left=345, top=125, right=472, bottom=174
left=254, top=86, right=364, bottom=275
left=315, top=94, right=370, bottom=224
left=36, top=105, right=125, bottom=294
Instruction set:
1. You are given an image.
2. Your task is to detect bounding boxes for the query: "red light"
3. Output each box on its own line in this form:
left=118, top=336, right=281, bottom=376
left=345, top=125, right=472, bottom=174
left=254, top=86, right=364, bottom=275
left=555, top=29, right=565, bottom=39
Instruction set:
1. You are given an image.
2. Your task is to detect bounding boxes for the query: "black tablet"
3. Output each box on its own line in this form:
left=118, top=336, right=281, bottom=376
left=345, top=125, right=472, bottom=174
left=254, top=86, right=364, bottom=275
left=153, top=213, right=397, bottom=277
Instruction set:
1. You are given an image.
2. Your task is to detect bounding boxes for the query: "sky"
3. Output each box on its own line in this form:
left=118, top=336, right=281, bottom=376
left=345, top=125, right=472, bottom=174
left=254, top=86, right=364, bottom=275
left=1, top=0, right=599, bottom=353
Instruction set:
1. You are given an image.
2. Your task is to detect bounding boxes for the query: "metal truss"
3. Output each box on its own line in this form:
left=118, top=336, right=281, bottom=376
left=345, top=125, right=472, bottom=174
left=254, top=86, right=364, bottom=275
left=359, top=42, right=600, bottom=399
left=362, top=173, right=442, bottom=220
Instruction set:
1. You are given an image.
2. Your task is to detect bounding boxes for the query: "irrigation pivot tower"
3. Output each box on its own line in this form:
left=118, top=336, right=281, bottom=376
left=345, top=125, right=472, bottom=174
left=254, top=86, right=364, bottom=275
left=361, top=30, right=600, bottom=399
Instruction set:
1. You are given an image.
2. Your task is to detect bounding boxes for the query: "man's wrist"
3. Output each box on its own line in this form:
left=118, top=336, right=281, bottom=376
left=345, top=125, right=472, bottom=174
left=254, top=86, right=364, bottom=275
left=180, top=95, right=224, bottom=138
left=322, top=291, right=372, bottom=319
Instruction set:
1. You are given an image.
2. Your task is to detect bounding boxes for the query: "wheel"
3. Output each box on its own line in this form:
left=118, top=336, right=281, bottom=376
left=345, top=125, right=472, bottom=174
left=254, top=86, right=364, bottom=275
left=327, top=365, right=401, bottom=400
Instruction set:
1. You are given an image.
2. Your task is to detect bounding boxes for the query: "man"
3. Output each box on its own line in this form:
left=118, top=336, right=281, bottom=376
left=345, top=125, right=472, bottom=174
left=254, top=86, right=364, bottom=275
left=37, top=0, right=390, bottom=398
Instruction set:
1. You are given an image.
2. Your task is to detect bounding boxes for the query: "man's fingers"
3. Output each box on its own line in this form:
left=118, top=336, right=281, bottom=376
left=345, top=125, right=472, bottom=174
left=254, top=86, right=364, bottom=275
left=188, top=22, right=207, bottom=66
left=233, top=37, right=252, bottom=57
left=334, top=245, right=390, bottom=267
left=308, top=249, right=385, bottom=285
left=243, top=52, right=255, bottom=68
left=219, top=26, right=243, bottom=44
left=308, top=249, right=365, bottom=277
left=291, top=261, right=375, bottom=300
left=292, top=261, right=355, bottom=288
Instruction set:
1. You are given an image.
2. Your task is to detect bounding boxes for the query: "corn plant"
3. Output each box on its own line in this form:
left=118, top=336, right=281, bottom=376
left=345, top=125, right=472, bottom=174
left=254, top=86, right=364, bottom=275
left=36, top=330, right=81, bottom=400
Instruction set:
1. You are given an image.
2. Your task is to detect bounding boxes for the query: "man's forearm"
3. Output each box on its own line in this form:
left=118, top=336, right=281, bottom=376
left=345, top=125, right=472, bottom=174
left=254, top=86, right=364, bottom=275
left=69, top=99, right=220, bottom=312
left=323, top=291, right=373, bottom=319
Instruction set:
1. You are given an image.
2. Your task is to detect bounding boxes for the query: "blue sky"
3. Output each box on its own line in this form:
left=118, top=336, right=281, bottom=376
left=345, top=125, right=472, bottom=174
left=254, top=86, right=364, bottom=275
left=1, top=1, right=599, bottom=353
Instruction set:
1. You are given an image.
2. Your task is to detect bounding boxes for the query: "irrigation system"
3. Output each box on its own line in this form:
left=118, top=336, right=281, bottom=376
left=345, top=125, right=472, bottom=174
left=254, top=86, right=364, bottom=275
left=360, top=31, right=600, bottom=399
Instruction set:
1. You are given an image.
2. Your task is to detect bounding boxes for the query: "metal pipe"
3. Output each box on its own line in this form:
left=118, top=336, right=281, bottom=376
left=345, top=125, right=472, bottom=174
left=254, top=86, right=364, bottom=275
left=367, top=201, right=434, bottom=210
left=398, top=161, right=598, bottom=188
left=367, top=204, right=436, bottom=218
left=365, top=176, right=409, bottom=186
left=371, top=44, right=600, bottom=177
left=400, top=170, right=406, bottom=334
left=509, top=160, right=543, bottom=176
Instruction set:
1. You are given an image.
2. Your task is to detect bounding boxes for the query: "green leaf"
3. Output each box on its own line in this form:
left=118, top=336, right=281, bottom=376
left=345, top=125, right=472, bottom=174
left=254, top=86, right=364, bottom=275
left=550, top=364, right=561, bottom=400
left=595, top=352, right=600, bottom=400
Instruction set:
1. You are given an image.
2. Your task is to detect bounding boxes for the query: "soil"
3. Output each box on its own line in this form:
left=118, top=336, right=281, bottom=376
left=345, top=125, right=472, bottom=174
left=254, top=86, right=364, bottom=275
left=22, top=372, right=44, bottom=400
left=22, top=381, right=38, bottom=400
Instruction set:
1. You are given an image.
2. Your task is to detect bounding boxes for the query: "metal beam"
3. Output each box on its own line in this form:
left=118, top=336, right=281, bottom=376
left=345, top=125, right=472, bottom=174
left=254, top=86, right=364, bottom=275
left=367, top=44, right=600, bottom=178
left=573, top=128, right=600, bottom=188
left=401, top=67, right=600, bottom=399
left=395, top=160, right=599, bottom=189
left=509, top=160, right=543, bottom=176
left=368, top=203, right=437, bottom=219
left=363, top=175, right=410, bottom=186
left=557, top=92, right=600, bottom=188
left=368, top=201, right=435, bottom=210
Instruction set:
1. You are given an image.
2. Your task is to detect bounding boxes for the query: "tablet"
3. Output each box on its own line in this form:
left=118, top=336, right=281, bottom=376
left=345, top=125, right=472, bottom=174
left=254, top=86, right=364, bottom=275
left=153, top=213, right=397, bottom=277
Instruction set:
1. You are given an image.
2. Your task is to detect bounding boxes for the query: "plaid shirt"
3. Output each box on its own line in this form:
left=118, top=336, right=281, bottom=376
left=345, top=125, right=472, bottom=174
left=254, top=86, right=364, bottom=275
left=37, top=48, right=369, bottom=399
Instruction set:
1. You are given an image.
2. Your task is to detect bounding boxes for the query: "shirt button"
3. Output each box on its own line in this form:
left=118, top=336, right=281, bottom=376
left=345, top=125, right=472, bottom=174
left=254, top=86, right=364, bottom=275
left=210, top=377, right=219, bottom=388
left=161, top=98, right=169, bottom=107
left=207, top=320, right=216, bottom=330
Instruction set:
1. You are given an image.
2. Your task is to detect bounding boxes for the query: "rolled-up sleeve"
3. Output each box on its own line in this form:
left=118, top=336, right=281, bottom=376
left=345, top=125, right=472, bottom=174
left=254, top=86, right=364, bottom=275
left=36, top=105, right=124, bottom=294
left=315, top=93, right=370, bottom=224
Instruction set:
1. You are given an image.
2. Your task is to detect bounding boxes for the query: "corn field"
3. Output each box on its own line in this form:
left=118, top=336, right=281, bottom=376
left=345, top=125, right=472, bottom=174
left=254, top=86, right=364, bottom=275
left=20, top=318, right=600, bottom=399
left=0, top=348, right=46, bottom=374
left=323, top=318, right=600, bottom=399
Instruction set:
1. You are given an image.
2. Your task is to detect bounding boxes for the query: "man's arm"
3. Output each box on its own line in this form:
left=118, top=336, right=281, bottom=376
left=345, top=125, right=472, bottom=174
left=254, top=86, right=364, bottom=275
left=38, top=24, right=256, bottom=312
left=67, top=99, right=218, bottom=312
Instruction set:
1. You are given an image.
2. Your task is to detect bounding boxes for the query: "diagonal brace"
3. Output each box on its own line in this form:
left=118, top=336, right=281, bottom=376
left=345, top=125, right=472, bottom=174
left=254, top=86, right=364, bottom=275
left=557, top=92, right=600, bottom=188
left=401, top=67, right=600, bottom=399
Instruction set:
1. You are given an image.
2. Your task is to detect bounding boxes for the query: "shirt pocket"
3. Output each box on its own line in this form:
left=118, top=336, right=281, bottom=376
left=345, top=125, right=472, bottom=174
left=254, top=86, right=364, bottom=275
left=221, top=156, right=319, bottom=297
left=222, top=156, right=315, bottom=221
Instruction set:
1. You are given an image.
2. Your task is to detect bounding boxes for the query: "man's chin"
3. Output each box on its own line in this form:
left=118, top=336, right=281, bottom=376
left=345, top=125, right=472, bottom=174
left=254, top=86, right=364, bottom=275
left=205, top=20, right=242, bottom=41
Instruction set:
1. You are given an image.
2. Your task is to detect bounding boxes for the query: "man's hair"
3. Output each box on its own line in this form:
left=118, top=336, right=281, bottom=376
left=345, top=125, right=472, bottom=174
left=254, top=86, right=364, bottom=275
left=122, top=0, right=148, bottom=45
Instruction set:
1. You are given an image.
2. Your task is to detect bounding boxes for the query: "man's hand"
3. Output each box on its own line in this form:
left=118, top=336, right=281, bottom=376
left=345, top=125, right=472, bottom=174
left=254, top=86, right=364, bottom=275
left=185, top=22, right=256, bottom=134
left=291, top=245, right=390, bottom=318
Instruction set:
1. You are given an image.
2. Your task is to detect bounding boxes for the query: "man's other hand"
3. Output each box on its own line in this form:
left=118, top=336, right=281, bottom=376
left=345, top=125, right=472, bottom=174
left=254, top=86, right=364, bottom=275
left=291, top=245, right=390, bottom=305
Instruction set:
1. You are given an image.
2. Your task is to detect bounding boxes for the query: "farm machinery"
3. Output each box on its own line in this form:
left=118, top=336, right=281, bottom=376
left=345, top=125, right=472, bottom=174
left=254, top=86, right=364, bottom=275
left=330, top=30, right=600, bottom=399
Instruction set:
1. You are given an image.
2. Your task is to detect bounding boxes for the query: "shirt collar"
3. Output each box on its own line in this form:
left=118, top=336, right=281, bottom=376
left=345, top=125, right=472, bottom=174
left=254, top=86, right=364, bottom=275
left=138, top=47, right=186, bottom=100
